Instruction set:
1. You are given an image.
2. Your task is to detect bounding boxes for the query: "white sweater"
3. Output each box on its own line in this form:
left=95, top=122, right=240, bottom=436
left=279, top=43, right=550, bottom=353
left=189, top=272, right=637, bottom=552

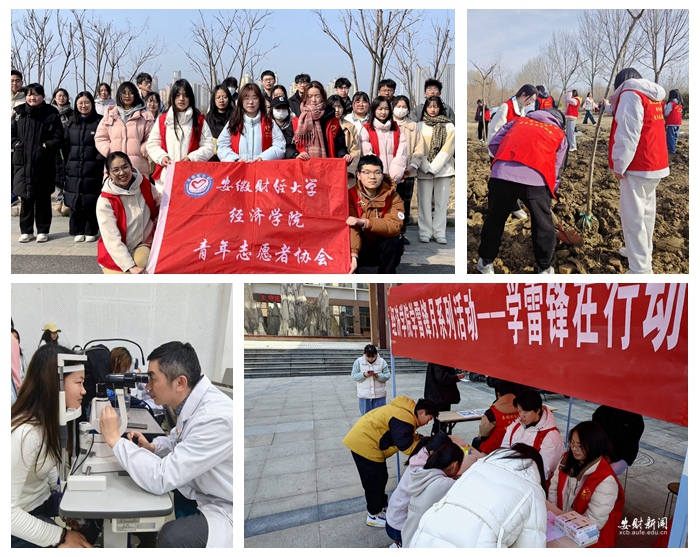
left=11, top=423, right=62, bottom=547
left=146, top=107, right=215, bottom=192
left=216, top=112, right=285, bottom=162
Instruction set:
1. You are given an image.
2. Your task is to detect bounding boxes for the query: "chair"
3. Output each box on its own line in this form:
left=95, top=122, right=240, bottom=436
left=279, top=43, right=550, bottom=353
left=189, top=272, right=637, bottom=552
left=664, top=482, right=680, bottom=518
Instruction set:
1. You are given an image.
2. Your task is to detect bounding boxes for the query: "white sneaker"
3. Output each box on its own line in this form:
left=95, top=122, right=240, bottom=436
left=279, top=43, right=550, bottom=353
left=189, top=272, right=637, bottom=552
left=36, top=233, right=49, bottom=243
left=19, top=233, right=34, bottom=243
left=538, top=266, right=555, bottom=274
left=366, top=511, right=386, bottom=528
left=619, top=247, right=628, bottom=258
left=511, top=209, right=528, bottom=219
left=74, top=235, right=86, bottom=242
left=477, top=258, right=495, bottom=274
left=85, top=235, right=98, bottom=242
left=389, top=542, right=401, bottom=548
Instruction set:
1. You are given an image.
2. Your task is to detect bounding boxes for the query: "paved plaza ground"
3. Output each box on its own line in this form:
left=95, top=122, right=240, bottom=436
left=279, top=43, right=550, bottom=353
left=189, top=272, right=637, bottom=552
left=243, top=357, right=687, bottom=548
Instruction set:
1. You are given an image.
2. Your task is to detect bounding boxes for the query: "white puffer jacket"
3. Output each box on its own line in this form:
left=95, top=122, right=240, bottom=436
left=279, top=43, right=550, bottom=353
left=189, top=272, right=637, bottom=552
left=350, top=355, right=390, bottom=399
left=409, top=450, right=547, bottom=548
left=501, top=407, right=564, bottom=479
left=146, top=107, right=214, bottom=192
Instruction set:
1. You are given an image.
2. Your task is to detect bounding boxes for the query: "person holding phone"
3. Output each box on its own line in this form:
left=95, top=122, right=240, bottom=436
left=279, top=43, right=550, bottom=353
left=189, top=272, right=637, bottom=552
left=351, top=344, right=390, bottom=415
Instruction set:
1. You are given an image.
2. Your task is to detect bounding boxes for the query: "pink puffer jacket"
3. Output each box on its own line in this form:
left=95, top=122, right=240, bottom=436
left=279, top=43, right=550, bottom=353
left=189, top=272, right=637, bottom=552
left=95, top=105, right=154, bottom=176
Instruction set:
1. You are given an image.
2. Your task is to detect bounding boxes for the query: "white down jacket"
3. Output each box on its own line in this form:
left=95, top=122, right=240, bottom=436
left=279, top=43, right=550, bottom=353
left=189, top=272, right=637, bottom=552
left=350, top=355, right=390, bottom=399
left=408, top=450, right=547, bottom=548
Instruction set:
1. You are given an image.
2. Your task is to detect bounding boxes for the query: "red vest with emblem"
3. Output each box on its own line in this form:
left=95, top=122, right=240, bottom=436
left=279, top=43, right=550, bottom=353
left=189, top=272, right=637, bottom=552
left=538, top=96, right=554, bottom=110
left=230, top=114, right=274, bottom=155
left=362, top=122, right=400, bottom=158
left=665, top=100, right=682, bottom=126
left=508, top=421, right=558, bottom=452
left=152, top=112, right=206, bottom=180
left=565, top=97, right=580, bottom=118
left=97, top=175, right=158, bottom=271
left=292, top=117, right=340, bottom=158
left=556, top=458, right=625, bottom=548
left=493, top=118, right=566, bottom=197
left=349, top=185, right=392, bottom=220
left=504, top=98, right=520, bottom=123
left=608, top=90, right=668, bottom=172
left=479, top=406, right=520, bottom=454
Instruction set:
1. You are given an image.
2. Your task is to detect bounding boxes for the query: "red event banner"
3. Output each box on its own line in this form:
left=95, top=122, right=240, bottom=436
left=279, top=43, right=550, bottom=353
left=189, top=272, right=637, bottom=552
left=387, top=283, right=688, bottom=426
left=147, top=159, right=351, bottom=273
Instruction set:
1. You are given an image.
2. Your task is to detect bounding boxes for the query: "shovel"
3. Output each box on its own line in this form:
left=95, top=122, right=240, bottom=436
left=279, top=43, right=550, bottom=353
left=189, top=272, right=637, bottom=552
left=552, top=212, right=583, bottom=246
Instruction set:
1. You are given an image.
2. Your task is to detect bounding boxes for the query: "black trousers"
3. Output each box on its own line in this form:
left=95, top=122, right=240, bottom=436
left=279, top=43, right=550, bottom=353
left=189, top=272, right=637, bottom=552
left=20, top=194, right=52, bottom=234
left=351, top=451, right=388, bottom=515
left=477, top=120, right=489, bottom=141
left=396, top=177, right=415, bottom=234
left=69, top=195, right=99, bottom=236
left=479, top=177, right=556, bottom=270
left=357, top=236, right=403, bottom=274
left=431, top=403, right=452, bottom=435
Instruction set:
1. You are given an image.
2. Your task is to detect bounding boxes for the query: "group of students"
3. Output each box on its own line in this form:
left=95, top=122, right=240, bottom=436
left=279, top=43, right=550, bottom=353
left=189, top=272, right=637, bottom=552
left=474, top=67, right=682, bottom=275
left=343, top=381, right=633, bottom=547
left=11, top=338, right=234, bottom=548
left=11, top=68, right=455, bottom=274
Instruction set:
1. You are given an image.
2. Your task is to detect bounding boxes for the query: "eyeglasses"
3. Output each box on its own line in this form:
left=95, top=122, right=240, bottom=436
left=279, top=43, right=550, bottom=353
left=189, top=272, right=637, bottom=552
left=109, top=164, right=131, bottom=175
left=360, top=170, right=383, bottom=177
left=121, top=91, right=134, bottom=97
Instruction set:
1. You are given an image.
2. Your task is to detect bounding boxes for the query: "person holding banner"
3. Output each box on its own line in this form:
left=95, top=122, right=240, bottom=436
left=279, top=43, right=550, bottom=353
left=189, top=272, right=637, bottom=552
left=292, top=81, right=351, bottom=163
left=146, top=79, right=214, bottom=192
left=96, top=151, right=161, bottom=274
left=347, top=155, right=405, bottom=274
left=217, top=83, right=285, bottom=163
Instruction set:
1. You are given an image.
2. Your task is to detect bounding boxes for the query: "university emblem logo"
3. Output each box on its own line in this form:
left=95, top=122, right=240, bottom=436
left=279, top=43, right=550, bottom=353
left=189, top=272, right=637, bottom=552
left=184, top=173, right=213, bottom=198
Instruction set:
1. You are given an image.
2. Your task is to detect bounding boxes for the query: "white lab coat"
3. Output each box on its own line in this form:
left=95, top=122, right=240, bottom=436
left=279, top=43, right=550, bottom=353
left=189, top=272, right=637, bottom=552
left=112, top=376, right=233, bottom=547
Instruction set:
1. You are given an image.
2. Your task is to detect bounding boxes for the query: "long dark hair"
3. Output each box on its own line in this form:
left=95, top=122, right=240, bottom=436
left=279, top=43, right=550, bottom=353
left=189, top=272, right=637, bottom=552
left=668, top=89, right=683, bottom=105
left=560, top=421, right=613, bottom=477
left=302, top=80, right=328, bottom=105
left=168, top=79, right=200, bottom=141
left=614, top=68, right=642, bottom=91
left=116, top=81, right=143, bottom=109
left=424, top=439, right=465, bottom=471
left=11, top=344, right=79, bottom=471
left=405, top=432, right=450, bottom=466
left=421, top=96, right=446, bottom=120
left=228, top=83, right=265, bottom=136
left=487, top=443, right=548, bottom=492
left=70, top=91, right=98, bottom=125
left=368, top=96, right=396, bottom=131
left=39, top=330, right=58, bottom=346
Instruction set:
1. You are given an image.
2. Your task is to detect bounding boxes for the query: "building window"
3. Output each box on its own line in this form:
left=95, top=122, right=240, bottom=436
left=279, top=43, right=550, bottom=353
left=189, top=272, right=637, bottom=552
left=360, top=307, right=370, bottom=335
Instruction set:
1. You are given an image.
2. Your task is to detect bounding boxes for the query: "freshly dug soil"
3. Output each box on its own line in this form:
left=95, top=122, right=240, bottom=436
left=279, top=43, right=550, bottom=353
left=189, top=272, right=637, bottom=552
left=467, top=117, right=689, bottom=274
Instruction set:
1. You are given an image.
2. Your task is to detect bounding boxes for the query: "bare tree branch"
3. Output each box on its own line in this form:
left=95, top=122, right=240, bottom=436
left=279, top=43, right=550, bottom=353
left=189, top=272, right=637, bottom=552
left=312, top=10, right=359, bottom=92
left=639, top=9, right=689, bottom=83
left=429, top=14, right=453, bottom=82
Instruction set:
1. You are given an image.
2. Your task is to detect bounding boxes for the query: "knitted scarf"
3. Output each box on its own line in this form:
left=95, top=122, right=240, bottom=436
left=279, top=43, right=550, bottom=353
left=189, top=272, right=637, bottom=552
left=294, top=101, right=327, bottom=158
left=422, top=114, right=451, bottom=162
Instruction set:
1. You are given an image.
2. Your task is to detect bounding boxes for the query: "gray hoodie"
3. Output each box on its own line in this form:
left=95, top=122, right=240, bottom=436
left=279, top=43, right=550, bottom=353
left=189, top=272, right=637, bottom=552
left=402, top=466, right=456, bottom=546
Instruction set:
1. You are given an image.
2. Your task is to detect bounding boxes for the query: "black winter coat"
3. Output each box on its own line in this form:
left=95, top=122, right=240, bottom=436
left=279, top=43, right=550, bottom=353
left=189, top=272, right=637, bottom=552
left=62, top=112, right=105, bottom=211
left=424, top=363, right=461, bottom=405
left=53, top=103, right=73, bottom=189
left=12, top=102, right=63, bottom=198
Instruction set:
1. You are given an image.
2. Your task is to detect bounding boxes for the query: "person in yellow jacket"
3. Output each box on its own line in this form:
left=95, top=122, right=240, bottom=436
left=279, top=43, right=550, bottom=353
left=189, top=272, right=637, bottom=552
left=342, top=396, right=438, bottom=528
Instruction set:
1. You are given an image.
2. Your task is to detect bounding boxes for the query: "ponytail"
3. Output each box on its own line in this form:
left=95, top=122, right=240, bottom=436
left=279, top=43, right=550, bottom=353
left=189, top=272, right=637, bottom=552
left=424, top=440, right=464, bottom=471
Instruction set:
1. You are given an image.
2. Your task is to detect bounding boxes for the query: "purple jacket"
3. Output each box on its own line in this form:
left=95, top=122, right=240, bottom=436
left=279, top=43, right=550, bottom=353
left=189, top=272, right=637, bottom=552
left=488, top=110, right=568, bottom=189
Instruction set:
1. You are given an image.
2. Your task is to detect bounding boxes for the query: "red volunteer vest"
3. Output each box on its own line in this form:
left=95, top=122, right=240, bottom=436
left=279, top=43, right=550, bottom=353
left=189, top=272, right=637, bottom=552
left=349, top=186, right=392, bottom=220
left=504, top=98, right=519, bottom=123
left=97, top=176, right=158, bottom=271
left=665, top=100, right=682, bottom=126
left=292, top=117, right=341, bottom=158
left=152, top=112, right=206, bottom=180
left=230, top=114, right=274, bottom=154
left=479, top=406, right=519, bottom=454
left=484, top=109, right=491, bottom=122
left=508, top=421, right=558, bottom=452
left=538, top=96, right=554, bottom=110
left=362, top=122, right=400, bottom=158
left=493, top=118, right=565, bottom=196
left=608, top=90, right=668, bottom=172
left=565, top=97, right=580, bottom=118
left=556, top=458, right=625, bottom=548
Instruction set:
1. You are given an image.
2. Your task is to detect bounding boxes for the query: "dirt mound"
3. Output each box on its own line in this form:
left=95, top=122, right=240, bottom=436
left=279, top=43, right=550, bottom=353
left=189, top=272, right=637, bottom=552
left=467, top=118, right=689, bottom=274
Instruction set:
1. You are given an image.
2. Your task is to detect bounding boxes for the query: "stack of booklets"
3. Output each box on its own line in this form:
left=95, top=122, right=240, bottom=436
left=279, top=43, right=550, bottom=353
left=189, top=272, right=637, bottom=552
left=554, top=511, right=600, bottom=546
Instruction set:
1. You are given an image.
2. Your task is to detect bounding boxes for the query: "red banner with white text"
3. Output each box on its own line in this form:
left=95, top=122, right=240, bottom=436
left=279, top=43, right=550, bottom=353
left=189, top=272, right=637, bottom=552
left=387, top=283, right=688, bottom=426
left=147, top=159, right=350, bottom=273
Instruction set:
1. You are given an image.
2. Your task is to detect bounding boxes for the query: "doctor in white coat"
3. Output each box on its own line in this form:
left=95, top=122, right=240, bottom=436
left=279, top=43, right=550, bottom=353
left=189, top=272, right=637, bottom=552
left=100, top=341, right=233, bottom=548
